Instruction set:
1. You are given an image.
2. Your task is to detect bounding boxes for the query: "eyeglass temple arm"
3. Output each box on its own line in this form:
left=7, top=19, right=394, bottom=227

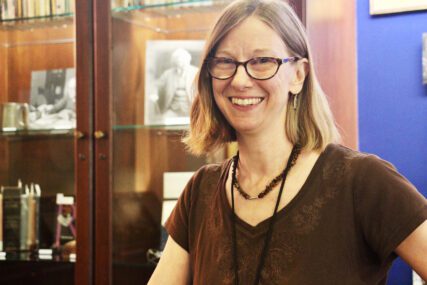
left=283, top=57, right=301, bottom=63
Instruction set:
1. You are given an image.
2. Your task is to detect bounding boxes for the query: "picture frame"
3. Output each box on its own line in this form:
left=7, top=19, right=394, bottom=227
left=29, top=68, right=76, bottom=130
left=144, top=40, right=204, bottom=126
left=370, top=0, right=427, bottom=15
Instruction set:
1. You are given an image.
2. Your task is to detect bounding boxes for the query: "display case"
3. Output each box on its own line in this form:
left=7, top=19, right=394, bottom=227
left=0, top=1, right=94, bottom=284
left=0, top=11, right=76, bottom=285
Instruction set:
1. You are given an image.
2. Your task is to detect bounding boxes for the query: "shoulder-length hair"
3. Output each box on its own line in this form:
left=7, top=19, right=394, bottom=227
left=183, top=0, right=340, bottom=155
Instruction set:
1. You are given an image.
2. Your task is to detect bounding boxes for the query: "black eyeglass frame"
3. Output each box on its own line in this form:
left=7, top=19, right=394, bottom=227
left=206, top=56, right=301, bottom=80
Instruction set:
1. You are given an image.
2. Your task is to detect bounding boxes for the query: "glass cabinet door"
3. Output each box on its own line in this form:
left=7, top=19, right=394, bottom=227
left=109, top=1, right=232, bottom=283
left=0, top=2, right=78, bottom=284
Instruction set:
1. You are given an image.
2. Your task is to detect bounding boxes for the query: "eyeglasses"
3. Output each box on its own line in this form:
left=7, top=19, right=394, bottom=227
left=206, top=56, right=300, bottom=80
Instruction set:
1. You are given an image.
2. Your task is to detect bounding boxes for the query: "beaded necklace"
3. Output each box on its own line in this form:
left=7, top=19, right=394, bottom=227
left=233, top=167, right=286, bottom=200
left=230, top=144, right=301, bottom=285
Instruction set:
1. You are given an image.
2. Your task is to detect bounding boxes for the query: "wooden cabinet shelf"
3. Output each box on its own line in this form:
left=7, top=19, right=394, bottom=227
left=0, top=129, right=74, bottom=137
left=112, top=0, right=232, bottom=33
left=0, top=15, right=73, bottom=30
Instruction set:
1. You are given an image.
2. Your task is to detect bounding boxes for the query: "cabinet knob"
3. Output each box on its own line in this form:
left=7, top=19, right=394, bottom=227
left=74, top=130, right=85, bottom=139
left=94, top=130, right=106, bottom=139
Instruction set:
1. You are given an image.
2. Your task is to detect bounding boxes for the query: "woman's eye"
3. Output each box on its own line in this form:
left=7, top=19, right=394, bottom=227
left=252, top=57, right=273, bottom=64
left=216, top=58, right=234, bottom=64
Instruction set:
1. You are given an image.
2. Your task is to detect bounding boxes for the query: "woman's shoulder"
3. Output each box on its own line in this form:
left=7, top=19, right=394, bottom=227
left=323, top=143, right=393, bottom=168
left=189, top=158, right=232, bottom=188
left=319, top=143, right=402, bottom=184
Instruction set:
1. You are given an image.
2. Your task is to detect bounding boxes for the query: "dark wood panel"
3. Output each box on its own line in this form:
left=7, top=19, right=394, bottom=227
left=305, top=0, right=358, bottom=149
left=93, top=0, right=112, bottom=284
left=1, top=135, right=74, bottom=196
left=75, top=0, right=95, bottom=284
left=0, top=260, right=74, bottom=285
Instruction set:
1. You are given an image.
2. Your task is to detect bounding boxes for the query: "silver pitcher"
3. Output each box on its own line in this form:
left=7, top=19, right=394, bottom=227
left=0, top=102, right=29, bottom=131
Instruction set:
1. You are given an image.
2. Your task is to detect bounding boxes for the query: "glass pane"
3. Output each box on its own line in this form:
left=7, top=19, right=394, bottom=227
left=110, top=1, right=232, bottom=283
left=0, top=5, right=76, bottom=284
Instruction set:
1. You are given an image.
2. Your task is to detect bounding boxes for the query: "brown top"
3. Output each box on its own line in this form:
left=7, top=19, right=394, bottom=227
left=165, top=144, right=427, bottom=285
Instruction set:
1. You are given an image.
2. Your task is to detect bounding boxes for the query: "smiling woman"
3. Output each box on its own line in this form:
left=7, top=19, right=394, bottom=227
left=148, top=1, right=427, bottom=284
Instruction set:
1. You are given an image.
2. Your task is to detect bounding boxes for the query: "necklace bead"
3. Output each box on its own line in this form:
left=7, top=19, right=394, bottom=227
left=232, top=147, right=300, bottom=200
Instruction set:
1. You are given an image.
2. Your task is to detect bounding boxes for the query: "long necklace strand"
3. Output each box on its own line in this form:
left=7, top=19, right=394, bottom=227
left=231, top=157, right=240, bottom=285
left=231, top=145, right=301, bottom=285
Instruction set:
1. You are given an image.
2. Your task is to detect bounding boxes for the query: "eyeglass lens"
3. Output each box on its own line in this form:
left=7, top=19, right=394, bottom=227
left=207, top=57, right=280, bottom=80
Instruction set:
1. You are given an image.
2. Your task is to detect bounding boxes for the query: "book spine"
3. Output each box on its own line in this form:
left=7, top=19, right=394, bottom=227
left=6, top=0, right=15, bottom=20
left=28, top=0, right=34, bottom=18
left=22, top=0, right=27, bottom=18
left=20, top=193, right=28, bottom=251
left=34, top=194, right=40, bottom=248
left=16, top=0, right=22, bottom=19
left=45, top=0, right=50, bottom=16
left=51, top=0, right=55, bottom=15
left=57, top=0, right=64, bottom=14
left=3, top=194, right=21, bottom=251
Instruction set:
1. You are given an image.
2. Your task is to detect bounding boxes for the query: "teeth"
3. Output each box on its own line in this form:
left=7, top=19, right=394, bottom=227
left=231, top=97, right=263, bottom=106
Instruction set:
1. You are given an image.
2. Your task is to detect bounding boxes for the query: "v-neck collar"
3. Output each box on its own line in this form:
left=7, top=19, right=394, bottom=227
left=218, top=144, right=332, bottom=237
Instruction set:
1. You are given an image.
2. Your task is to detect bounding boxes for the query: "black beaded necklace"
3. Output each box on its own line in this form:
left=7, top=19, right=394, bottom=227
left=230, top=145, right=301, bottom=285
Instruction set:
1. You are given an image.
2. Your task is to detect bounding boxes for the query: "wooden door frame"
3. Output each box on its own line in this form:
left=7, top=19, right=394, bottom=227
left=75, top=0, right=95, bottom=284
left=93, top=0, right=113, bottom=284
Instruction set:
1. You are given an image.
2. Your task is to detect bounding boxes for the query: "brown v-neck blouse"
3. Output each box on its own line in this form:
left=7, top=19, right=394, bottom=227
left=165, top=144, right=427, bottom=285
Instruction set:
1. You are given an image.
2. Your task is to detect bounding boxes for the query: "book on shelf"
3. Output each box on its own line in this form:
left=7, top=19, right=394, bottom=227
left=1, top=184, right=23, bottom=252
left=0, top=181, right=41, bottom=252
left=0, top=0, right=75, bottom=21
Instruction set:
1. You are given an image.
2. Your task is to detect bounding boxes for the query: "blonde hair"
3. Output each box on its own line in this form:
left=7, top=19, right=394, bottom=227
left=184, top=0, right=340, bottom=155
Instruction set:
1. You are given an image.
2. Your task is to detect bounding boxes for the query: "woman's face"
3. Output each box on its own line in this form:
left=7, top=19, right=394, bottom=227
left=212, top=16, right=298, bottom=137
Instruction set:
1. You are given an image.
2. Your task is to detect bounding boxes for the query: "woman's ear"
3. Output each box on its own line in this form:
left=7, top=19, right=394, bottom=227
left=289, top=58, right=309, bottom=94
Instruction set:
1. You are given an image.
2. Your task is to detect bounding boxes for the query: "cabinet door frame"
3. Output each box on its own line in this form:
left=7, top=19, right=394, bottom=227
left=76, top=0, right=95, bottom=284
left=93, top=0, right=113, bottom=284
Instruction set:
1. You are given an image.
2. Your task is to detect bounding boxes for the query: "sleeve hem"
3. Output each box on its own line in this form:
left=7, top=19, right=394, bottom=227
left=381, top=204, right=427, bottom=260
left=165, top=221, right=190, bottom=253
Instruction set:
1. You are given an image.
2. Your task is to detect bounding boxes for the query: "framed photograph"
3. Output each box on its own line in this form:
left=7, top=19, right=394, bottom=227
left=423, top=33, right=427, bottom=85
left=370, top=0, right=427, bottom=15
left=29, top=68, right=76, bottom=130
left=144, top=40, right=204, bottom=126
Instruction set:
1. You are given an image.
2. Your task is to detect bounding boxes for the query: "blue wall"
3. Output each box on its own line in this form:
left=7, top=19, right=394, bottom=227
left=357, top=1, right=427, bottom=284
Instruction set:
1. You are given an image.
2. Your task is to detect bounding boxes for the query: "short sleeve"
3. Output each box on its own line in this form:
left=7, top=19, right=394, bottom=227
left=354, top=155, right=427, bottom=261
left=164, top=174, right=194, bottom=252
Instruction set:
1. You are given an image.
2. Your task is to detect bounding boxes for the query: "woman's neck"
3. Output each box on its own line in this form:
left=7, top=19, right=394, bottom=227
left=236, top=133, right=294, bottom=183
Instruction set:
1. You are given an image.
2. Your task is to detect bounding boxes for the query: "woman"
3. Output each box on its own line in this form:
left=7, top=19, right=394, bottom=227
left=148, top=0, right=427, bottom=284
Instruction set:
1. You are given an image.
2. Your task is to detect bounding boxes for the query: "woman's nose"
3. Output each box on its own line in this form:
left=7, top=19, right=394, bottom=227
left=230, top=65, right=253, bottom=89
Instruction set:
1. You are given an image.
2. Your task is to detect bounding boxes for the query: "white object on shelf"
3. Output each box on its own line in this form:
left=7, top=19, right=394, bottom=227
left=413, top=270, right=426, bottom=285
left=163, top=172, right=194, bottom=199
left=38, top=248, right=53, bottom=255
left=56, top=193, right=74, bottom=205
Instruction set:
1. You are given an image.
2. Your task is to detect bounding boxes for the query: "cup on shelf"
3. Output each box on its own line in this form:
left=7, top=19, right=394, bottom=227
left=0, top=102, right=29, bottom=131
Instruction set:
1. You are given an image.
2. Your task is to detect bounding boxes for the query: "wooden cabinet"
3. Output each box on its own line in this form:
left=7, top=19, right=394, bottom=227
left=0, top=1, right=93, bottom=284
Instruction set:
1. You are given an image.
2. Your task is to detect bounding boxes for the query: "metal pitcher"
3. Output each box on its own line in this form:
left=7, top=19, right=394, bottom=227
left=0, top=102, right=29, bottom=131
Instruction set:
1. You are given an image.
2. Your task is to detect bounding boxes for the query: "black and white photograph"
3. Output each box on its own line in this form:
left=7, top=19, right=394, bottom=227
left=144, top=40, right=204, bottom=126
left=29, top=68, right=76, bottom=130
